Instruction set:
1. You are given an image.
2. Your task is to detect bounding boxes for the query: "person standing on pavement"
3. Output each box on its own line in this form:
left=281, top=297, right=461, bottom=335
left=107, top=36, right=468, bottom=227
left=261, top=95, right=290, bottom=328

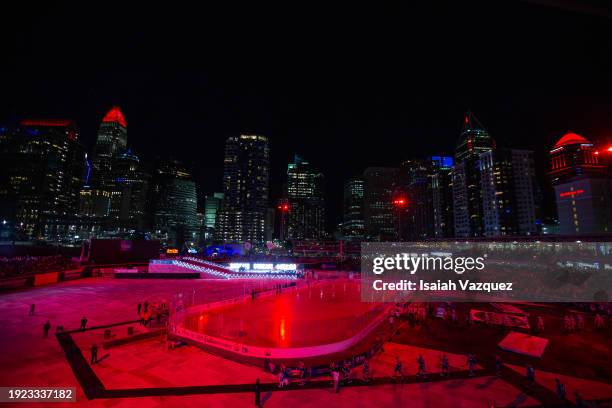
left=254, top=378, right=261, bottom=407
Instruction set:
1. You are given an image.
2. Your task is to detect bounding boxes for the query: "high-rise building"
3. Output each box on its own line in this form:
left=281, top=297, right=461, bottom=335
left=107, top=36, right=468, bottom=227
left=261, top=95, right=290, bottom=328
left=203, top=192, right=224, bottom=242
left=108, top=150, right=150, bottom=231
left=399, top=159, right=434, bottom=240
left=453, top=112, right=495, bottom=237
left=430, top=156, right=454, bottom=238
left=91, top=106, right=128, bottom=191
left=363, top=167, right=397, bottom=241
left=151, top=159, right=199, bottom=248
left=548, top=132, right=611, bottom=235
left=0, top=119, right=85, bottom=240
left=81, top=106, right=150, bottom=236
left=285, top=154, right=326, bottom=240
left=215, top=134, right=270, bottom=244
left=342, top=178, right=365, bottom=239
left=480, top=148, right=537, bottom=237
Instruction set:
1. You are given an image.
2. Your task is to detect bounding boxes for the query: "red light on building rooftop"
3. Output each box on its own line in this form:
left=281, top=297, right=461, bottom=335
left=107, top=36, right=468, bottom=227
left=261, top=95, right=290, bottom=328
left=20, top=119, right=73, bottom=127
left=102, top=106, right=127, bottom=127
left=553, top=132, right=591, bottom=149
left=277, top=204, right=289, bottom=212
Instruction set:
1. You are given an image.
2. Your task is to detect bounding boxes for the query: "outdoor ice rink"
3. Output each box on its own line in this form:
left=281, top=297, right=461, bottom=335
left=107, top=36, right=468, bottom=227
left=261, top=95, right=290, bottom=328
left=0, top=276, right=610, bottom=407
left=182, top=280, right=383, bottom=348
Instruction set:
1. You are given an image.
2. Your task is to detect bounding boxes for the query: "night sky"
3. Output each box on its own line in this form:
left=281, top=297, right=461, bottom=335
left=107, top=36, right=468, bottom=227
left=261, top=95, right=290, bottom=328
left=2, top=1, right=612, bottom=227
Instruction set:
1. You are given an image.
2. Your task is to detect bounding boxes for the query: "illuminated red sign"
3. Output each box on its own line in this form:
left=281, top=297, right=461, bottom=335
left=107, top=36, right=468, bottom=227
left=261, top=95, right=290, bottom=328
left=559, top=189, right=585, bottom=198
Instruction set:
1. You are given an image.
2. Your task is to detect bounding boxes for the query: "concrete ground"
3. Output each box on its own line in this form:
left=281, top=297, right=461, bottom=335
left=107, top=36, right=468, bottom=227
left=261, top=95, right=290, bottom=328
left=0, top=277, right=610, bottom=407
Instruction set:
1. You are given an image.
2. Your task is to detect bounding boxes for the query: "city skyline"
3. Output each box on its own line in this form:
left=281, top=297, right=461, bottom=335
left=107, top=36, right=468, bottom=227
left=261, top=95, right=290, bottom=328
left=3, top=2, right=612, bottom=228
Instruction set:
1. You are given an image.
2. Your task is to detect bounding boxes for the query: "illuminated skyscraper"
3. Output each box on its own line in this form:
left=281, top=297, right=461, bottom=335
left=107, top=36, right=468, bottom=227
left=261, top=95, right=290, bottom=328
left=548, top=132, right=611, bottom=235
left=81, top=106, right=150, bottom=235
left=203, top=192, right=224, bottom=242
left=151, top=159, right=199, bottom=248
left=342, top=178, right=365, bottom=239
left=286, top=154, right=326, bottom=240
left=0, top=119, right=85, bottom=239
left=398, top=159, right=434, bottom=240
left=452, top=111, right=495, bottom=237
left=480, top=148, right=537, bottom=236
left=363, top=167, right=397, bottom=241
left=215, top=134, right=270, bottom=244
left=430, top=156, right=454, bottom=238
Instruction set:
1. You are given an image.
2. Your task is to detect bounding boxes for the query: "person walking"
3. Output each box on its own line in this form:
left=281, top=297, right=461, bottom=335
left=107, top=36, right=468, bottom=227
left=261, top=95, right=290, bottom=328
left=440, top=354, right=450, bottom=377
left=537, top=316, right=545, bottom=333
left=137, top=302, right=142, bottom=316
left=254, top=378, right=261, bottom=407
left=144, top=301, right=148, bottom=314
left=526, top=365, right=535, bottom=389
left=332, top=367, right=340, bottom=393
left=495, top=355, right=503, bottom=378
left=362, top=359, right=370, bottom=383
left=416, top=354, right=426, bottom=379
left=393, top=356, right=404, bottom=382
left=555, top=378, right=566, bottom=401
left=29, top=303, right=36, bottom=316
left=43, top=320, right=51, bottom=338
left=90, top=343, right=98, bottom=365
left=80, top=316, right=88, bottom=331
left=467, top=354, right=477, bottom=377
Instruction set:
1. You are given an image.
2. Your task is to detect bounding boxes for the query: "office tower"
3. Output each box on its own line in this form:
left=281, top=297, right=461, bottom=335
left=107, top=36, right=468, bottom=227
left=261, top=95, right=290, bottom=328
left=285, top=154, right=326, bottom=240
left=548, top=132, right=611, bottom=235
left=265, top=207, right=276, bottom=242
left=363, top=167, right=397, bottom=241
left=430, top=156, right=455, bottom=238
left=90, top=106, right=128, bottom=191
left=215, top=134, right=270, bottom=244
left=108, top=150, right=150, bottom=231
left=0, top=119, right=85, bottom=240
left=151, top=159, right=199, bottom=248
left=480, top=148, right=537, bottom=236
left=202, top=192, right=224, bottom=242
left=452, top=111, right=495, bottom=237
left=342, top=178, right=365, bottom=239
left=82, top=106, right=150, bottom=235
left=398, top=159, right=434, bottom=240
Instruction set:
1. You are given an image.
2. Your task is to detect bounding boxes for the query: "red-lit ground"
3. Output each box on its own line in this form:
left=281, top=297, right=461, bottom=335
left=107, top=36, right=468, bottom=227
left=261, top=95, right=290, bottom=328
left=0, top=276, right=610, bottom=407
left=183, top=281, right=381, bottom=348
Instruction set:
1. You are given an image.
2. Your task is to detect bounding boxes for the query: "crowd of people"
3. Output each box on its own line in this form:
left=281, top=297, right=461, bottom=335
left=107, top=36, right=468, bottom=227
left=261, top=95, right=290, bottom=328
left=0, top=255, right=77, bottom=278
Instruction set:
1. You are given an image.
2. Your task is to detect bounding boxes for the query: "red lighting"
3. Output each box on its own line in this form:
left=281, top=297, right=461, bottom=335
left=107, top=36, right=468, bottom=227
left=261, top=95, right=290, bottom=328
left=392, top=198, right=407, bottom=208
left=277, top=204, right=289, bottom=212
left=553, top=132, right=591, bottom=149
left=102, top=106, right=127, bottom=127
left=608, top=146, right=612, bottom=152
left=559, top=189, right=585, bottom=198
left=20, top=119, right=73, bottom=127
